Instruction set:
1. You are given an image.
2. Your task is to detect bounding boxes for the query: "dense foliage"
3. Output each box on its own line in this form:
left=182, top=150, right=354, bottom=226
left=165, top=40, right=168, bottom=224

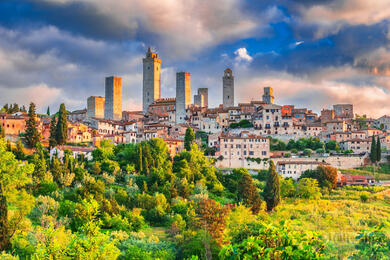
left=229, top=120, right=253, bottom=129
left=25, top=102, right=41, bottom=148
left=0, top=136, right=388, bottom=259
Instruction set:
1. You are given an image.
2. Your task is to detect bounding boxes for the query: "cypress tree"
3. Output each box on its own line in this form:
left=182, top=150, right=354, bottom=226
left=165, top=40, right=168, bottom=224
left=370, top=135, right=377, bottom=163
left=49, top=118, right=57, bottom=148
left=46, top=106, right=50, bottom=116
left=137, top=144, right=143, bottom=173
left=376, top=136, right=381, bottom=163
left=238, top=173, right=262, bottom=214
left=13, top=139, right=24, bottom=160
left=263, top=160, right=280, bottom=212
left=184, top=127, right=195, bottom=151
left=0, top=124, right=4, bottom=138
left=25, top=102, right=41, bottom=148
left=6, top=140, right=11, bottom=151
left=32, top=150, right=47, bottom=180
left=55, top=103, right=68, bottom=145
left=0, top=183, right=10, bottom=251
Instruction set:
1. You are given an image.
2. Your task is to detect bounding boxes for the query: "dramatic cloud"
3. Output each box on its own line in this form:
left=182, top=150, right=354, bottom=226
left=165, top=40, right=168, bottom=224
left=29, top=0, right=264, bottom=58
left=0, top=0, right=390, bottom=117
left=301, top=0, right=390, bottom=26
left=0, top=25, right=144, bottom=113
left=236, top=71, right=390, bottom=118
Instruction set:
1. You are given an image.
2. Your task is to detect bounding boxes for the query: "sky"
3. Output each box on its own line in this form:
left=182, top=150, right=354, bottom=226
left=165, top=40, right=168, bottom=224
left=0, top=0, right=390, bottom=117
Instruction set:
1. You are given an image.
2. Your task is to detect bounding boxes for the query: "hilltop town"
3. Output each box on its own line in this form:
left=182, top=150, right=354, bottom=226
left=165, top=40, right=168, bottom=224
left=1, top=49, right=390, bottom=259
left=2, top=47, right=390, bottom=184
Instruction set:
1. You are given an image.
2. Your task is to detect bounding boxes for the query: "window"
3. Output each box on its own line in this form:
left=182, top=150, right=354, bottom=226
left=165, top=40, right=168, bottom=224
left=249, top=151, right=254, bottom=156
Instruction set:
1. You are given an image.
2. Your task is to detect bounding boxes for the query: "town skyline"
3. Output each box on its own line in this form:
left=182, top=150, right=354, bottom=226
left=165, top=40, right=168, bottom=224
left=1, top=0, right=390, bottom=117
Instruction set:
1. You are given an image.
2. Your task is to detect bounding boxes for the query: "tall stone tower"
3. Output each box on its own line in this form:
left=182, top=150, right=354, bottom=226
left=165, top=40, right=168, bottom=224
left=104, top=76, right=122, bottom=120
left=223, top=68, right=234, bottom=108
left=194, top=94, right=204, bottom=107
left=143, top=47, right=161, bottom=114
left=198, top=88, right=208, bottom=107
left=176, top=72, right=191, bottom=124
left=87, top=96, right=105, bottom=119
left=262, top=87, right=274, bottom=104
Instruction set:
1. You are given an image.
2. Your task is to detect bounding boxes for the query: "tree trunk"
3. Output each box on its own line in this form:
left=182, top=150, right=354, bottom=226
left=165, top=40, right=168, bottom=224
left=0, top=183, right=10, bottom=251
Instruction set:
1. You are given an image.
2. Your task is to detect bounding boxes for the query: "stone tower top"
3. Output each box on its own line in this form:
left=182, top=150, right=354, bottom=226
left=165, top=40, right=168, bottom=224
left=224, top=68, right=233, bottom=78
left=146, top=46, right=159, bottom=59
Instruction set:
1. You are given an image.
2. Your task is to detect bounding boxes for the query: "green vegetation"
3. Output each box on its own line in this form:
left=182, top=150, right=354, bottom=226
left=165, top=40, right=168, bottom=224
left=0, top=124, right=4, bottom=138
left=25, top=102, right=41, bottom=148
left=55, top=103, right=68, bottom=146
left=263, top=161, right=280, bottom=212
left=370, top=135, right=377, bottom=163
left=229, top=119, right=253, bottom=129
left=271, top=137, right=340, bottom=153
left=184, top=127, right=195, bottom=151
left=0, top=136, right=389, bottom=259
left=1, top=103, right=27, bottom=114
left=341, top=164, right=390, bottom=180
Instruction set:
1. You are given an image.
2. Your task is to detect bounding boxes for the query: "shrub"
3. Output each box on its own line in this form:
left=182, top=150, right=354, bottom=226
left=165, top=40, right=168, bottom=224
left=34, top=181, right=58, bottom=196
left=220, top=221, right=326, bottom=259
left=296, top=178, right=321, bottom=199
left=351, top=224, right=390, bottom=259
left=360, top=192, right=370, bottom=203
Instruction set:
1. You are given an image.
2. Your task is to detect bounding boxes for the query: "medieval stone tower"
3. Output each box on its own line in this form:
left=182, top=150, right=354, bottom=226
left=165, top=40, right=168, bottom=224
left=104, top=76, right=122, bottom=120
left=143, top=47, right=161, bottom=114
left=176, top=72, right=191, bottom=124
left=198, top=88, right=208, bottom=107
left=223, top=68, right=234, bottom=108
left=262, top=87, right=274, bottom=104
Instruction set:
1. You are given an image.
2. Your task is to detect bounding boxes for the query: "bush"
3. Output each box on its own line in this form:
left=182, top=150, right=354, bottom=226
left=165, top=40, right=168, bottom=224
left=34, top=181, right=58, bottom=196
left=296, top=178, right=321, bottom=199
left=360, top=192, right=370, bottom=203
left=118, top=238, right=176, bottom=260
left=220, top=221, right=326, bottom=259
left=351, top=224, right=390, bottom=259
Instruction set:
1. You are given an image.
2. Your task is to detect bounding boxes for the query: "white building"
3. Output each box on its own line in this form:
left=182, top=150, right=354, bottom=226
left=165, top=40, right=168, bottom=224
left=374, top=115, right=390, bottom=131
left=276, top=161, right=326, bottom=180
left=218, top=131, right=270, bottom=168
left=340, top=138, right=371, bottom=154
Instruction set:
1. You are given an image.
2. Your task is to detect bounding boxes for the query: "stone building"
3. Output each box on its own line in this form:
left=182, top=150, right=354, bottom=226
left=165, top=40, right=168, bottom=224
left=276, top=161, right=327, bottom=180
left=262, top=87, right=274, bottom=104
left=87, top=96, right=105, bottom=119
left=143, top=47, right=161, bottom=114
left=223, top=68, right=234, bottom=108
left=333, top=104, right=354, bottom=119
left=0, top=113, right=27, bottom=135
left=194, top=94, right=204, bottom=107
left=374, top=115, right=390, bottom=131
left=68, top=109, right=87, bottom=122
left=340, top=138, right=371, bottom=154
left=218, top=131, right=270, bottom=169
left=176, top=72, right=191, bottom=124
left=198, top=88, right=208, bottom=107
left=148, top=98, right=176, bottom=116
left=104, top=76, right=122, bottom=120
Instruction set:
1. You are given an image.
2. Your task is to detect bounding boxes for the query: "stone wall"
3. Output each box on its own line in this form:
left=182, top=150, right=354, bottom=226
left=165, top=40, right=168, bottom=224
left=215, top=154, right=367, bottom=170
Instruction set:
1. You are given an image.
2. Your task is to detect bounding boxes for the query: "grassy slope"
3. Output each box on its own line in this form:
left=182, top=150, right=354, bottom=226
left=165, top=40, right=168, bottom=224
left=266, top=188, right=390, bottom=259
